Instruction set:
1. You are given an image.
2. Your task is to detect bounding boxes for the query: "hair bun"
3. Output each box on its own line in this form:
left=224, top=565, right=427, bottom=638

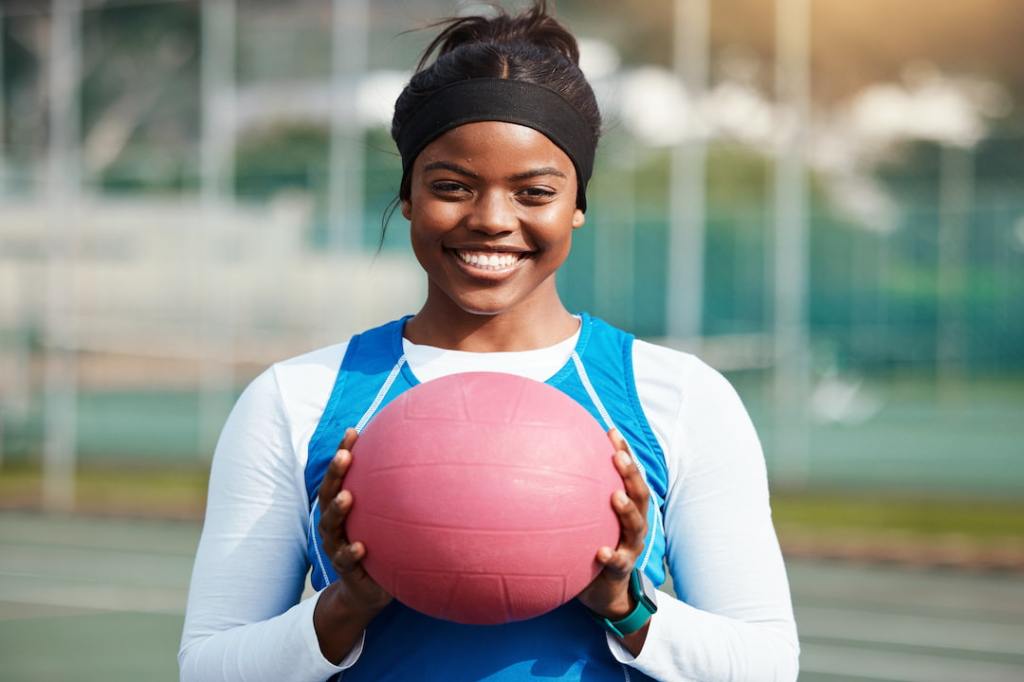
left=417, top=1, right=579, bottom=72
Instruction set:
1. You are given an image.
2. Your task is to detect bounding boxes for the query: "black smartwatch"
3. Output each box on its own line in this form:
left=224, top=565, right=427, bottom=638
left=594, top=568, right=658, bottom=638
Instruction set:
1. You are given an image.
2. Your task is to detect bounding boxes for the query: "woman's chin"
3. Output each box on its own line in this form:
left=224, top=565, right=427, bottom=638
left=452, top=297, right=516, bottom=317
left=426, top=270, right=559, bottom=320
left=442, top=287, right=541, bottom=318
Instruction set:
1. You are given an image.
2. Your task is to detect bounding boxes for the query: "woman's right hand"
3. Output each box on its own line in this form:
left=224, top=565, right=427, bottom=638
left=313, top=427, right=392, bottom=663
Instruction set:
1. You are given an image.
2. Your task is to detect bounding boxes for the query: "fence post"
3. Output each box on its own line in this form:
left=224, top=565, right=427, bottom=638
left=666, top=0, right=709, bottom=347
left=43, top=0, right=83, bottom=512
left=771, top=0, right=812, bottom=487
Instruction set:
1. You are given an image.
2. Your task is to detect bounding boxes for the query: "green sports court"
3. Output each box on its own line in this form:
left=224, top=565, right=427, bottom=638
left=2, top=512, right=1023, bottom=682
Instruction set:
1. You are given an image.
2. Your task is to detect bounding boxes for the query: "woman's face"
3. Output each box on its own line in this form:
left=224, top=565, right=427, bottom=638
left=401, top=121, right=586, bottom=318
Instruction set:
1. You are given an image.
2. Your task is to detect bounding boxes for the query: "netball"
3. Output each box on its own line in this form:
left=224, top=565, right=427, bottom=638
left=344, top=372, right=623, bottom=625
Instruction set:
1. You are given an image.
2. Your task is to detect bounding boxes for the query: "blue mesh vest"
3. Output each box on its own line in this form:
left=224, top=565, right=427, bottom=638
left=304, top=313, right=668, bottom=681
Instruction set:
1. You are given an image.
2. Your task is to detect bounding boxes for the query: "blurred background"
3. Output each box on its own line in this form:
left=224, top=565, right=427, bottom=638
left=0, top=0, right=1022, bottom=680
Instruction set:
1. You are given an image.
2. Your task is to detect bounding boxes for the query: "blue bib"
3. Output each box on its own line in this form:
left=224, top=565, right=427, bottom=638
left=304, top=314, right=668, bottom=681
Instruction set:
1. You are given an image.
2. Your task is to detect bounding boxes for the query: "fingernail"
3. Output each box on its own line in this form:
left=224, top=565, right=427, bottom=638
left=615, top=490, right=629, bottom=505
left=617, top=452, right=631, bottom=467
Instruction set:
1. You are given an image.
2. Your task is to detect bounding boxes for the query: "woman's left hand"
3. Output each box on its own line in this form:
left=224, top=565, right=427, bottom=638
left=575, top=428, right=650, bottom=622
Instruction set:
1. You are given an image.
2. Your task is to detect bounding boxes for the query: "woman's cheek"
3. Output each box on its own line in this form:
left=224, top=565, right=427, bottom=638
left=421, top=204, right=465, bottom=237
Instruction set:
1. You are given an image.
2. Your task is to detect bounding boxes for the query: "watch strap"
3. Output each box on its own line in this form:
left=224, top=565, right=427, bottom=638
left=596, top=568, right=657, bottom=638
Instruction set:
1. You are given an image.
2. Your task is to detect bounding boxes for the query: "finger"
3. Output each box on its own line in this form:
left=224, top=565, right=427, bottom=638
left=607, top=428, right=644, bottom=506
left=339, top=427, right=358, bottom=452
left=333, top=540, right=368, bottom=575
left=595, top=546, right=634, bottom=580
left=611, top=488, right=647, bottom=553
left=613, top=450, right=650, bottom=518
left=607, top=427, right=631, bottom=455
left=318, top=489, right=353, bottom=545
left=317, top=437, right=355, bottom=510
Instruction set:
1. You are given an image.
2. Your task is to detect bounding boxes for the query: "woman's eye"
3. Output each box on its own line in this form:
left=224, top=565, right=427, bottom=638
left=431, top=181, right=467, bottom=194
left=518, top=187, right=556, bottom=200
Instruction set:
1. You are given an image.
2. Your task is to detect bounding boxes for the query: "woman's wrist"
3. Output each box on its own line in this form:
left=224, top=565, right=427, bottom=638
left=312, top=581, right=385, bottom=664
left=593, top=589, right=652, bottom=656
left=585, top=590, right=636, bottom=621
left=618, top=617, right=652, bottom=657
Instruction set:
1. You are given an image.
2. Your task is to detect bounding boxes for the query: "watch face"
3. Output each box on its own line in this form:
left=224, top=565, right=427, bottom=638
left=638, top=570, right=659, bottom=609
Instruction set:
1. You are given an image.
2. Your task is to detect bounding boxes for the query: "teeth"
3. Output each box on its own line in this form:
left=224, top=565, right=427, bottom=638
left=455, top=250, right=523, bottom=270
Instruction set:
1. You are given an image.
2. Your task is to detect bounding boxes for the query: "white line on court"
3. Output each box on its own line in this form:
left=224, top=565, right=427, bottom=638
left=0, top=575, right=187, bottom=615
left=788, top=560, right=1024, bottom=620
left=0, top=542, right=194, bottom=589
left=797, top=605, right=1024, bottom=656
left=800, top=642, right=1024, bottom=682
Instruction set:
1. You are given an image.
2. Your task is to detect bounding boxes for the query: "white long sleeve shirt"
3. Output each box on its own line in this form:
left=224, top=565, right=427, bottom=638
left=179, top=329, right=799, bottom=681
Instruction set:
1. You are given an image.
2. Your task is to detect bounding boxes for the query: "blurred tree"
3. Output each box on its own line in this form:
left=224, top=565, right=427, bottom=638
left=82, top=1, right=200, bottom=192
left=234, top=122, right=327, bottom=198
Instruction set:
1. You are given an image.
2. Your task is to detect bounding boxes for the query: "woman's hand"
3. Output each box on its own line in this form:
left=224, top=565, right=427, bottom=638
left=313, top=428, right=392, bottom=663
left=575, top=428, right=652, bottom=652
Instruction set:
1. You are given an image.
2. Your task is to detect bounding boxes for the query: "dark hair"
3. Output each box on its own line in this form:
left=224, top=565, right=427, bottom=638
left=379, top=1, right=601, bottom=248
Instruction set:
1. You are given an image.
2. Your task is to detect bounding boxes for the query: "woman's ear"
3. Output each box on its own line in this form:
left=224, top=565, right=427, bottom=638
left=572, top=209, right=585, bottom=229
left=401, top=199, right=412, bottom=221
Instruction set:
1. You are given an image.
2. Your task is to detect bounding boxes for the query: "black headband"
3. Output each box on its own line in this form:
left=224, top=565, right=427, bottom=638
left=396, top=78, right=596, bottom=211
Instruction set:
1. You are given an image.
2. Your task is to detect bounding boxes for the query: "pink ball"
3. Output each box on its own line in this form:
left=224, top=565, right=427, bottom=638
left=345, top=371, right=623, bottom=625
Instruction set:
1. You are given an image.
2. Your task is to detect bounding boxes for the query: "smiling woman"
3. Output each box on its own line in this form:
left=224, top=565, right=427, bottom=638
left=403, top=121, right=585, bottom=335
left=178, top=2, right=799, bottom=681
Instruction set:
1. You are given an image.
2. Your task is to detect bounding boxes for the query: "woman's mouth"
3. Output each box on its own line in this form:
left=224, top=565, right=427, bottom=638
left=448, top=248, right=532, bottom=275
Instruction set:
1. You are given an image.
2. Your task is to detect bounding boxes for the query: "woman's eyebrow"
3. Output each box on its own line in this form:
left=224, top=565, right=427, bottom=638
left=422, top=161, right=566, bottom=182
left=422, top=161, right=480, bottom=178
left=507, top=167, right=567, bottom=181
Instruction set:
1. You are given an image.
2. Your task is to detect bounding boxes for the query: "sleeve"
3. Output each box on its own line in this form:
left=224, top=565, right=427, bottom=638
left=607, top=358, right=800, bottom=681
left=178, top=366, right=364, bottom=682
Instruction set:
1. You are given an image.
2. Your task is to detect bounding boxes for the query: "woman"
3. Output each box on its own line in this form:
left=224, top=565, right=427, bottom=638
left=179, top=2, right=799, bottom=680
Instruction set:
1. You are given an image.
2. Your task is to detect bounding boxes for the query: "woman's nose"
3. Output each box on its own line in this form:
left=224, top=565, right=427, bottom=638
left=466, top=189, right=517, bottom=235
